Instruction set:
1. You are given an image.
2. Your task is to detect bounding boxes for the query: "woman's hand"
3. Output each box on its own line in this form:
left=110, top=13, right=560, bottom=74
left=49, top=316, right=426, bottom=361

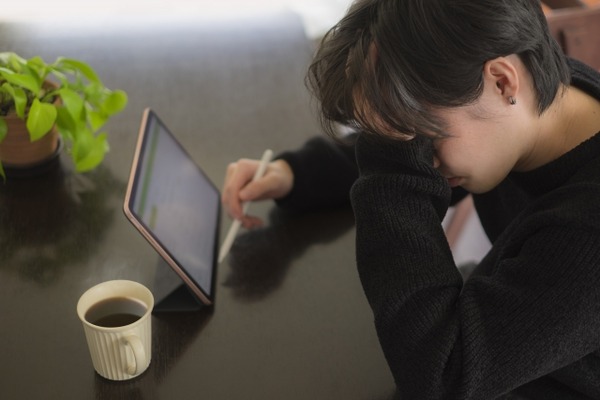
left=221, top=158, right=294, bottom=228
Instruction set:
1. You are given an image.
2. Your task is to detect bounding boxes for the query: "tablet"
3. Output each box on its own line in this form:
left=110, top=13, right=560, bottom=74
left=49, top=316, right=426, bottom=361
left=124, top=108, right=220, bottom=306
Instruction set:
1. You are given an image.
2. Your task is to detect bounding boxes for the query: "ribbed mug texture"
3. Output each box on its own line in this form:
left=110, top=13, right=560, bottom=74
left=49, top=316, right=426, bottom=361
left=83, top=319, right=151, bottom=380
left=77, top=280, right=154, bottom=381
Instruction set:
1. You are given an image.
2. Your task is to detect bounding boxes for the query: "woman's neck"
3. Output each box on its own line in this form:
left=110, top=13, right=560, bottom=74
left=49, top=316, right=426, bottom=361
left=525, top=85, right=600, bottom=170
left=560, top=86, right=600, bottom=143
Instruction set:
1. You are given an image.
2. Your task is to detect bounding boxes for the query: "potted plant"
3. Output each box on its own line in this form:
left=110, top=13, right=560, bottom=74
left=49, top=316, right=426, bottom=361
left=0, top=52, right=127, bottom=179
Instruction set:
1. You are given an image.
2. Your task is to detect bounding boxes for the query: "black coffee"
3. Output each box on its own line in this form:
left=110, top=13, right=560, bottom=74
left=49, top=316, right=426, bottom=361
left=85, top=297, right=147, bottom=328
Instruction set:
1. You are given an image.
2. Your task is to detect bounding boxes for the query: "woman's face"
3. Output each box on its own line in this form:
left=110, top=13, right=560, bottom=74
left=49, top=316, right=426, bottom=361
left=430, top=94, right=533, bottom=194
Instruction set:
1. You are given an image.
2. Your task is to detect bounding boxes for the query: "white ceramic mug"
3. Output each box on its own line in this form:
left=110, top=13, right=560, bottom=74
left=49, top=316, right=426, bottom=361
left=77, top=280, right=154, bottom=380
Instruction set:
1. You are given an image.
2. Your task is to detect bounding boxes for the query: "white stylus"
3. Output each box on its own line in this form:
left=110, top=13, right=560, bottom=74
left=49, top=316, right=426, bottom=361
left=218, top=149, right=274, bottom=263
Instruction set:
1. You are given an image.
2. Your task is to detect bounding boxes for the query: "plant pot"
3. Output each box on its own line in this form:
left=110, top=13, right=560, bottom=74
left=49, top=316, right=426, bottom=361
left=0, top=112, right=61, bottom=176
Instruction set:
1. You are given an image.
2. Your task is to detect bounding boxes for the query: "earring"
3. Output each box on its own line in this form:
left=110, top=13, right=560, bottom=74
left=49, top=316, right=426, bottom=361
left=509, top=96, right=517, bottom=105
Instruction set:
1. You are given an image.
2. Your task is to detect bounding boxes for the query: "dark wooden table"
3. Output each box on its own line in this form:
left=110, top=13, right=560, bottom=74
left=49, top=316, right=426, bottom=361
left=0, top=12, right=395, bottom=399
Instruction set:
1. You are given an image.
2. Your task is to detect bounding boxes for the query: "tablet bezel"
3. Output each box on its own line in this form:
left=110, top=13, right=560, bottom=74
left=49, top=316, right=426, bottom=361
left=123, top=108, right=220, bottom=306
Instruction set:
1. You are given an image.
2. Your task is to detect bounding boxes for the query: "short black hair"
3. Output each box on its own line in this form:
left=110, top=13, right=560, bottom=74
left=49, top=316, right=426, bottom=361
left=307, top=0, right=571, bottom=139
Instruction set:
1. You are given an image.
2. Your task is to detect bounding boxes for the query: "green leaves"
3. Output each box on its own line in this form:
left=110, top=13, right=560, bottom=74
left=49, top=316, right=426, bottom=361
left=88, top=89, right=128, bottom=131
left=0, top=118, right=7, bottom=142
left=2, top=83, right=27, bottom=118
left=0, top=52, right=128, bottom=177
left=27, top=99, right=57, bottom=141
left=58, top=87, right=85, bottom=126
left=0, top=67, right=41, bottom=94
left=102, top=90, right=128, bottom=115
left=72, top=130, right=108, bottom=172
left=54, top=57, right=101, bottom=84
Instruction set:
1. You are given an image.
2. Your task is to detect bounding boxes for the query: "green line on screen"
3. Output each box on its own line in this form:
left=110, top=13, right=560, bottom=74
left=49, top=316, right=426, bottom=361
left=138, top=121, right=160, bottom=217
left=149, top=206, right=158, bottom=230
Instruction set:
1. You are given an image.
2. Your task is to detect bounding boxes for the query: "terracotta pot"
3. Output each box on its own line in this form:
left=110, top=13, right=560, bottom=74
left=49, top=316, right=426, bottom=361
left=0, top=113, right=60, bottom=167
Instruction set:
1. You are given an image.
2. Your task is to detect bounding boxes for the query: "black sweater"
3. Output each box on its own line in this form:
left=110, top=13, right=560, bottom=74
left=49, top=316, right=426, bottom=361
left=277, top=59, right=600, bottom=399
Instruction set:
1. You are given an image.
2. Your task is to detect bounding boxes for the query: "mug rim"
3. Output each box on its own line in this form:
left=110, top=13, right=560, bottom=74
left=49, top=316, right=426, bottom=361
left=77, top=280, right=154, bottom=332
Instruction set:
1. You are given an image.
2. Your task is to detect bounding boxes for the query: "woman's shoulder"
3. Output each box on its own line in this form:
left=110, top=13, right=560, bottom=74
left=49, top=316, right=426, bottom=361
left=526, top=166, right=600, bottom=233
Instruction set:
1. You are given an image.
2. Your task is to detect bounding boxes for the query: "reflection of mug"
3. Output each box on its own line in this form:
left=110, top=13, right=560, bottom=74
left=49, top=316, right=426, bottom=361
left=77, top=280, right=154, bottom=380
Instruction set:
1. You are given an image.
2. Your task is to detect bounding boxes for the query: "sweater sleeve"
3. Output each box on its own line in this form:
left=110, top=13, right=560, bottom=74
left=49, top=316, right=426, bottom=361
left=275, top=135, right=359, bottom=212
left=275, top=134, right=468, bottom=212
left=351, top=134, right=600, bottom=399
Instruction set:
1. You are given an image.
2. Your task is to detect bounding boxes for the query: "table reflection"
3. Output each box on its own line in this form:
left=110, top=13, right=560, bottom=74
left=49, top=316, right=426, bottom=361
left=224, top=206, right=355, bottom=302
left=0, top=159, right=123, bottom=286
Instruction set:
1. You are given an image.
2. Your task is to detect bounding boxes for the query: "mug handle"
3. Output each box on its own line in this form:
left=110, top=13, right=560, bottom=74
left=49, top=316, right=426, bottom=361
left=123, top=335, right=146, bottom=376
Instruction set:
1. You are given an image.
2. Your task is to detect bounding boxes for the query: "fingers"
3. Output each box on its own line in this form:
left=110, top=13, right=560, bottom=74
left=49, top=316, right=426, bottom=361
left=221, top=158, right=294, bottom=224
left=222, top=159, right=258, bottom=219
left=238, top=167, right=287, bottom=202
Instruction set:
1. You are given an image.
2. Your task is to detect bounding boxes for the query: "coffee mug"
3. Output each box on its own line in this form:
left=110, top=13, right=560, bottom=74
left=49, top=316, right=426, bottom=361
left=77, top=280, right=154, bottom=380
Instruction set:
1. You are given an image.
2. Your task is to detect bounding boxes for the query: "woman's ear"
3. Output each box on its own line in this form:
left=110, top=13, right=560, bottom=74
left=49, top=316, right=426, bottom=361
left=484, top=56, right=520, bottom=104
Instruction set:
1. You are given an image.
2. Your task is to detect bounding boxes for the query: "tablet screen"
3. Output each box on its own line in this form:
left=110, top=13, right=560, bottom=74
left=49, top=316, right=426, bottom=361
left=124, top=109, right=220, bottom=305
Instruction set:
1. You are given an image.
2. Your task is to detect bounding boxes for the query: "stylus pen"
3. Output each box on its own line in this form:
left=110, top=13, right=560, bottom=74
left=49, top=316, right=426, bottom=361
left=218, top=149, right=274, bottom=263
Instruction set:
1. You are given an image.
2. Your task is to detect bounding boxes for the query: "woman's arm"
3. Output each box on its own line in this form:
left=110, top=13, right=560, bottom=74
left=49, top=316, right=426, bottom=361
left=352, top=133, right=600, bottom=398
left=221, top=134, right=359, bottom=227
left=275, top=134, right=359, bottom=212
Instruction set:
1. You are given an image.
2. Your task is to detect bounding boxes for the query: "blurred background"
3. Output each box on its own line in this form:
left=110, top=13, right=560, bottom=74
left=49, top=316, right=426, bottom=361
left=2, top=0, right=352, bottom=40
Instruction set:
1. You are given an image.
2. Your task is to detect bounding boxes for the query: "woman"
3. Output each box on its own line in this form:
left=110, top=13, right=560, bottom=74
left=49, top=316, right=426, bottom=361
left=222, top=0, right=600, bottom=398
